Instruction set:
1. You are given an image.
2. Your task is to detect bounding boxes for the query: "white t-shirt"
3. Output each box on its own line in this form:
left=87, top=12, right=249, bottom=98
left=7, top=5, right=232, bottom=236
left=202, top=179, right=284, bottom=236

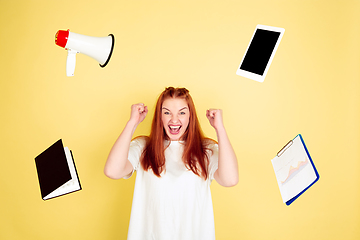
left=125, top=137, right=219, bottom=240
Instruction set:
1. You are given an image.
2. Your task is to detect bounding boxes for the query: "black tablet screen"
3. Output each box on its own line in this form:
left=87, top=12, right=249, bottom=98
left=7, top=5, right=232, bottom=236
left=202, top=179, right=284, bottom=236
left=240, top=29, right=280, bottom=75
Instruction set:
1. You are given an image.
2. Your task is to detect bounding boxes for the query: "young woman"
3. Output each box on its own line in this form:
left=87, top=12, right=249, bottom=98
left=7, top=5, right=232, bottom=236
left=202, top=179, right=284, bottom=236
left=104, top=87, right=238, bottom=240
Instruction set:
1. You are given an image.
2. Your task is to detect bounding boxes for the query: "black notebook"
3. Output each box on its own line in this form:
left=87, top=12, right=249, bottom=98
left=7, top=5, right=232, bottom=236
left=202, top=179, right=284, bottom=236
left=35, top=139, right=81, bottom=200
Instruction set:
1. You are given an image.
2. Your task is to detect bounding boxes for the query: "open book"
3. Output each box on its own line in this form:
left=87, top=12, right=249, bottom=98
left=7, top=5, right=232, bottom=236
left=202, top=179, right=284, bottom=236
left=271, top=134, right=319, bottom=205
left=35, top=139, right=81, bottom=200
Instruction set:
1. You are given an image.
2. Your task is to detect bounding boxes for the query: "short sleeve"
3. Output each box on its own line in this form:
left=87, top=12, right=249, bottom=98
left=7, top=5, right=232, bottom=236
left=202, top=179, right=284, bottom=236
left=123, top=137, right=147, bottom=179
left=208, top=142, right=219, bottom=181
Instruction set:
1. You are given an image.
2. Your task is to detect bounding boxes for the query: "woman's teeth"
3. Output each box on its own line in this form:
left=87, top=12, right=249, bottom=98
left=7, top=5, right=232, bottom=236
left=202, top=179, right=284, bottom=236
left=169, top=126, right=181, bottom=133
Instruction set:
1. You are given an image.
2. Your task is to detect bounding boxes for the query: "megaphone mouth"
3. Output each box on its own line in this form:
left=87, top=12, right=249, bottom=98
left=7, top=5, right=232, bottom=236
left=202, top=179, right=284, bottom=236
left=100, top=34, right=115, bottom=68
left=55, top=29, right=70, bottom=48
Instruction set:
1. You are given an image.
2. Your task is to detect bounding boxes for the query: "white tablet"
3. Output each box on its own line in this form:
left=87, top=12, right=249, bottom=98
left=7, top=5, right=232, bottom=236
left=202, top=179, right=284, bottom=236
left=236, top=24, right=285, bottom=82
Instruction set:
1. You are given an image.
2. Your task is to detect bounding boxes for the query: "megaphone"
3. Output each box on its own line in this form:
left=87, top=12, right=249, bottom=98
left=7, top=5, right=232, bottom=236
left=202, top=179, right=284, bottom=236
left=55, top=29, right=115, bottom=77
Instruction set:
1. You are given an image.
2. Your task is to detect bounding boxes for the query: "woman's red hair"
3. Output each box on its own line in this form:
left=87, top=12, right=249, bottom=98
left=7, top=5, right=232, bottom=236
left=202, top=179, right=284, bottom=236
left=140, top=87, right=214, bottom=180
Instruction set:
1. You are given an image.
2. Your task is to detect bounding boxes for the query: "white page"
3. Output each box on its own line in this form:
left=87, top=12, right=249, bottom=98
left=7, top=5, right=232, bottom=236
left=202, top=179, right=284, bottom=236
left=271, top=136, right=317, bottom=203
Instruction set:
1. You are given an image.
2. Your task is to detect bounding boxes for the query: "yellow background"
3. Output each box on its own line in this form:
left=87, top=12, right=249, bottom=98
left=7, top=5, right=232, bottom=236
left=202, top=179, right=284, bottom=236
left=1, top=0, right=359, bottom=239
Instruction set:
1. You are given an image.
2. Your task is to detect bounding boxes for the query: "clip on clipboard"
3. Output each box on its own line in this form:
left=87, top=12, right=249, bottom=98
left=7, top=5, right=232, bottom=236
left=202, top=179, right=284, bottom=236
left=271, top=134, right=319, bottom=205
left=277, top=140, right=293, bottom=157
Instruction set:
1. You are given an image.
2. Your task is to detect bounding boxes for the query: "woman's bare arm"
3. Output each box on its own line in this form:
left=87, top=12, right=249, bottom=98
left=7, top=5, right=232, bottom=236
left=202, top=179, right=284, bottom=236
left=207, top=109, right=238, bottom=187
left=104, top=103, right=148, bottom=179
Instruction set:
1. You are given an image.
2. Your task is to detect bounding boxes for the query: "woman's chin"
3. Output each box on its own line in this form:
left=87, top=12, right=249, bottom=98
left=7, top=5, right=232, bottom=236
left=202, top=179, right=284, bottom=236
left=166, top=131, right=184, bottom=141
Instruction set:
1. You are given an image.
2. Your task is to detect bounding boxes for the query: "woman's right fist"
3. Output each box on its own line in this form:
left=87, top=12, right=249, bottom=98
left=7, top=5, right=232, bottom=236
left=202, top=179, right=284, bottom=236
left=130, top=103, right=148, bottom=125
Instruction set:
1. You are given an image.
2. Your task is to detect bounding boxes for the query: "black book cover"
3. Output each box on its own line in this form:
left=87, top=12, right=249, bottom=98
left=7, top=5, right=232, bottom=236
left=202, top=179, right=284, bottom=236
left=35, top=139, right=79, bottom=200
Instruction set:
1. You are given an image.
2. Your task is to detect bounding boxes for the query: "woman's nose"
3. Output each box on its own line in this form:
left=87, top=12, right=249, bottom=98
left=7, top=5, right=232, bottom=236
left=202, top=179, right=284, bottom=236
left=170, top=115, right=179, bottom=122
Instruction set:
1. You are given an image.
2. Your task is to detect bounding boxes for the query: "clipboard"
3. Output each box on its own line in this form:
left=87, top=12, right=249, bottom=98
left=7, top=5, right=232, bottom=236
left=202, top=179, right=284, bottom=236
left=271, top=134, right=319, bottom=205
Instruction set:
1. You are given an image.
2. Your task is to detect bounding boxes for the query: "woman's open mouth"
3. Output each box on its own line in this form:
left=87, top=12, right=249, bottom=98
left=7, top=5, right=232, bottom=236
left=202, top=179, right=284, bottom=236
left=169, top=125, right=181, bottom=135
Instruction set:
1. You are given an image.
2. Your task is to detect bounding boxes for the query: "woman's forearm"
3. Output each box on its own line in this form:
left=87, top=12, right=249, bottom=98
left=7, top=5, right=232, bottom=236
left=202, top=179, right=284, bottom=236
left=215, top=125, right=239, bottom=187
left=104, top=120, right=138, bottom=179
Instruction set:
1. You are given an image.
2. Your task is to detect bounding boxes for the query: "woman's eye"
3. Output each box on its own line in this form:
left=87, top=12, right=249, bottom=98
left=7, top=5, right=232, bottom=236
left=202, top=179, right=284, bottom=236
left=164, top=112, right=170, bottom=115
left=180, top=112, right=186, bottom=115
